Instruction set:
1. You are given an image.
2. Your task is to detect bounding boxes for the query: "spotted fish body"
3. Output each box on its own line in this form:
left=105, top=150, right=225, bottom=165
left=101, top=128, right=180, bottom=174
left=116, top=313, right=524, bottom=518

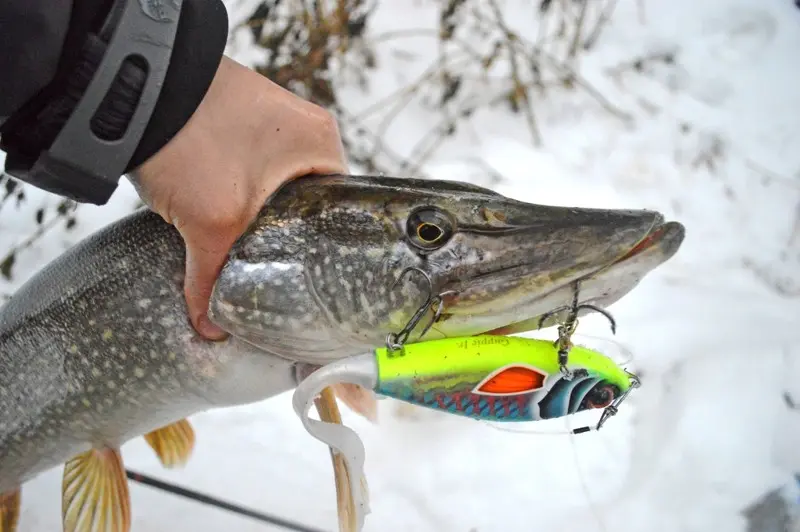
left=0, top=174, right=684, bottom=521
left=0, top=209, right=297, bottom=494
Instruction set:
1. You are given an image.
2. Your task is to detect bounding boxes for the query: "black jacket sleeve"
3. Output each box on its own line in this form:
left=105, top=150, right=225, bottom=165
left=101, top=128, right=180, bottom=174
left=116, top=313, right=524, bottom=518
left=0, top=0, right=229, bottom=202
left=0, top=1, right=73, bottom=121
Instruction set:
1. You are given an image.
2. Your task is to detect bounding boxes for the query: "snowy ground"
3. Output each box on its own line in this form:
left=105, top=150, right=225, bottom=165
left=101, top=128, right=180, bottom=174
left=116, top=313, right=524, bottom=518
left=2, top=0, right=800, bottom=531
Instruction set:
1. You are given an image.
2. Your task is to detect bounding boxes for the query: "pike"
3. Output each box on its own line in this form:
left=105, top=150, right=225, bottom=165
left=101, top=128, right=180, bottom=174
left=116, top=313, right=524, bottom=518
left=0, top=174, right=685, bottom=531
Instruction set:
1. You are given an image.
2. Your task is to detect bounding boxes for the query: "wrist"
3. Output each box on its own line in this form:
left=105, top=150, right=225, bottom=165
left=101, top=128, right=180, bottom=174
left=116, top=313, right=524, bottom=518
left=133, top=57, right=278, bottom=191
left=126, top=0, right=229, bottom=172
left=131, top=54, right=346, bottom=226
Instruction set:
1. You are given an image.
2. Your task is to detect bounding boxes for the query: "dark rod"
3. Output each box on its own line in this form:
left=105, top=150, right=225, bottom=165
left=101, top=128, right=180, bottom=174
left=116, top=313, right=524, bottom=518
left=125, top=468, right=329, bottom=532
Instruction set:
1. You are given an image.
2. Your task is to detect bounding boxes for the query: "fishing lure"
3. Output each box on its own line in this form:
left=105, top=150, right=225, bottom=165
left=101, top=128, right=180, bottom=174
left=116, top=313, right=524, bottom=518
left=291, top=334, right=640, bottom=532
left=382, top=335, right=636, bottom=428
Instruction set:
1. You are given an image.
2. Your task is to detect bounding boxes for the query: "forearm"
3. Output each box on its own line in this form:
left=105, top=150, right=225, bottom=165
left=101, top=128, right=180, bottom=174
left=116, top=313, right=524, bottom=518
left=0, top=0, right=229, bottom=204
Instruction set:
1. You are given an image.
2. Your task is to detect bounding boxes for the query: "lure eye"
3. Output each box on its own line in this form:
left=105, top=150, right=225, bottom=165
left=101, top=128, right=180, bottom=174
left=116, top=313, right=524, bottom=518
left=406, top=208, right=454, bottom=250
left=586, top=385, right=615, bottom=409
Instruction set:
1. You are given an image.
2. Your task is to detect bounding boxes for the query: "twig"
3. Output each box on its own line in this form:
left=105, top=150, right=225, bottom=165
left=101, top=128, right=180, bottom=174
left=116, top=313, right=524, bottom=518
left=567, top=0, right=590, bottom=59
left=510, top=38, right=634, bottom=123
left=337, top=108, right=429, bottom=176
left=404, top=117, right=458, bottom=175
left=743, top=158, right=800, bottom=191
left=583, top=0, right=619, bottom=50
left=350, top=61, right=441, bottom=122
left=0, top=209, right=74, bottom=281
left=487, top=0, right=542, bottom=146
left=741, top=257, right=800, bottom=298
left=784, top=392, right=797, bottom=410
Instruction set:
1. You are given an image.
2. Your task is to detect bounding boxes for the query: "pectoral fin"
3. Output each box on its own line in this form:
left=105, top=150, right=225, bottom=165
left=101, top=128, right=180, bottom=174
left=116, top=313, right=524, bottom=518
left=0, top=489, right=20, bottom=532
left=144, top=418, right=196, bottom=468
left=332, top=383, right=379, bottom=424
left=62, top=448, right=131, bottom=532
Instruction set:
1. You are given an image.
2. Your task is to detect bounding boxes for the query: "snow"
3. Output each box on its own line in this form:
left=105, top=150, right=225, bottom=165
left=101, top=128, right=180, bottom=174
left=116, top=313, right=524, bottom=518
left=2, top=0, right=800, bottom=531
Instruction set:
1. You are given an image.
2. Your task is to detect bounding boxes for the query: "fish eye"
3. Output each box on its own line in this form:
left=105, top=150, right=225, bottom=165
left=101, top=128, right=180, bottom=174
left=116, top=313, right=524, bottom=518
left=406, top=208, right=454, bottom=250
left=417, top=222, right=442, bottom=243
left=586, top=385, right=616, bottom=409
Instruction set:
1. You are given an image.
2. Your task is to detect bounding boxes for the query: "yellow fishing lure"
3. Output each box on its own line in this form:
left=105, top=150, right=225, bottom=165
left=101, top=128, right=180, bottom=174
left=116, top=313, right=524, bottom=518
left=373, top=334, right=634, bottom=426
left=292, top=334, right=640, bottom=532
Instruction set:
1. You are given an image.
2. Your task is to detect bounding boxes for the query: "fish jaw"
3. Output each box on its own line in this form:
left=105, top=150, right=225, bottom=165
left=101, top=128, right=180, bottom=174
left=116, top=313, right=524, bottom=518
left=420, top=209, right=668, bottom=335
left=209, top=174, right=686, bottom=364
left=474, top=219, right=686, bottom=337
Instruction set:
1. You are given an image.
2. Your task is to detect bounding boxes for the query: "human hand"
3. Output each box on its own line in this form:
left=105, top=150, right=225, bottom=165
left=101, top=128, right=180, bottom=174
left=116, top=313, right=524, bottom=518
left=129, top=56, right=347, bottom=340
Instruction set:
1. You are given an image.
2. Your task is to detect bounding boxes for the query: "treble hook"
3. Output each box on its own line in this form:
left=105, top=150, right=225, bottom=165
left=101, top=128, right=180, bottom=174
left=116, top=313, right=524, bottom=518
left=385, top=267, right=457, bottom=351
left=537, top=281, right=617, bottom=380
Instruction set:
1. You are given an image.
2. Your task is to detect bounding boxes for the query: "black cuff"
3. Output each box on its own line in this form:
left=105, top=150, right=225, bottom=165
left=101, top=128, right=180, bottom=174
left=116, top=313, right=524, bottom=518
left=0, top=0, right=228, bottom=203
left=129, top=0, right=228, bottom=171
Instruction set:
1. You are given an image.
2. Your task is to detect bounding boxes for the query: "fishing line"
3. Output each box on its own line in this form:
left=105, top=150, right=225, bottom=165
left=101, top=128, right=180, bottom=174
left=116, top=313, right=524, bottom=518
left=125, top=469, right=328, bottom=532
left=566, top=417, right=610, bottom=532
left=479, top=330, right=633, bottom=532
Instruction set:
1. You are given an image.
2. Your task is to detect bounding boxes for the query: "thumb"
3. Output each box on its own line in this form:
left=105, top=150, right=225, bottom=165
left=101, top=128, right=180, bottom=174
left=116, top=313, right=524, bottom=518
left=182, top=235, right=236, bottom=341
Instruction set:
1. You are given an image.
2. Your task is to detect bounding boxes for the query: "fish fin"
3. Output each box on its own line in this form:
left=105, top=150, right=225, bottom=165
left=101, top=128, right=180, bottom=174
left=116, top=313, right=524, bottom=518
left=0, top=489, right=20, bottom=532
left=144, top=418, right=196, bottom=469
left=315, top=386, right=369, bottom=532
left=332, top=383, right=379, bottom=424
left=62, top=448, right=131, bottom=532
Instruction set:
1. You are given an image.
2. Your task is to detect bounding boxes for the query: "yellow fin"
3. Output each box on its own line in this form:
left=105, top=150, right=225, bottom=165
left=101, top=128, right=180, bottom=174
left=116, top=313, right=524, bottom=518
left=0, top=489, right=20, bottom=532
left=144, top=418, right=196, bottom=468
left=315, top=386, right=369, bottom=532
left=62, top=448, right=131, bottom=532
left=332, top=383, right=378, bottom=424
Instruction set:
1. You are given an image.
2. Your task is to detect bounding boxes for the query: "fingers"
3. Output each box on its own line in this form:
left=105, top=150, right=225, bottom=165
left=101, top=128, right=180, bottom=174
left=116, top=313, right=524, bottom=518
left=184, top=228, right=238, bottom=340
left=183, top=238, right=232, bottom=341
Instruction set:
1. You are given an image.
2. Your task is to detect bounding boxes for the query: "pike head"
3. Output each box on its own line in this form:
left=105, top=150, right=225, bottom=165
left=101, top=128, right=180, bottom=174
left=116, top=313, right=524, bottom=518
left=208, top=174, right=685, bottom=364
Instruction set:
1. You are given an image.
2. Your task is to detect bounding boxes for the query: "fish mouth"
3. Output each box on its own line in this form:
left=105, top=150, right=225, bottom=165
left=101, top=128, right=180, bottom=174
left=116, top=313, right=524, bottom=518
left=532, top=218, right=685, bottom=324
left=578, top=218, right=685, bottom=286
left=434, top=215, right=686, bottom=338
left=608, top=219, right=682, bottom=267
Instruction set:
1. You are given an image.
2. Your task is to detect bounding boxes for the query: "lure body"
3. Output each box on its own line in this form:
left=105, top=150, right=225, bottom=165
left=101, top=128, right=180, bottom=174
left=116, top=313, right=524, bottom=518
left=373, top=335, right=631, bottom=422
left=292, top=333, right=639, bottom=532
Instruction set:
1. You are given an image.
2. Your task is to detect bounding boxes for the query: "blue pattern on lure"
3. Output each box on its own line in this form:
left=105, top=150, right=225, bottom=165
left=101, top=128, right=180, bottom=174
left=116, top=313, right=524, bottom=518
left=377, top=372, right=606, bottom=421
